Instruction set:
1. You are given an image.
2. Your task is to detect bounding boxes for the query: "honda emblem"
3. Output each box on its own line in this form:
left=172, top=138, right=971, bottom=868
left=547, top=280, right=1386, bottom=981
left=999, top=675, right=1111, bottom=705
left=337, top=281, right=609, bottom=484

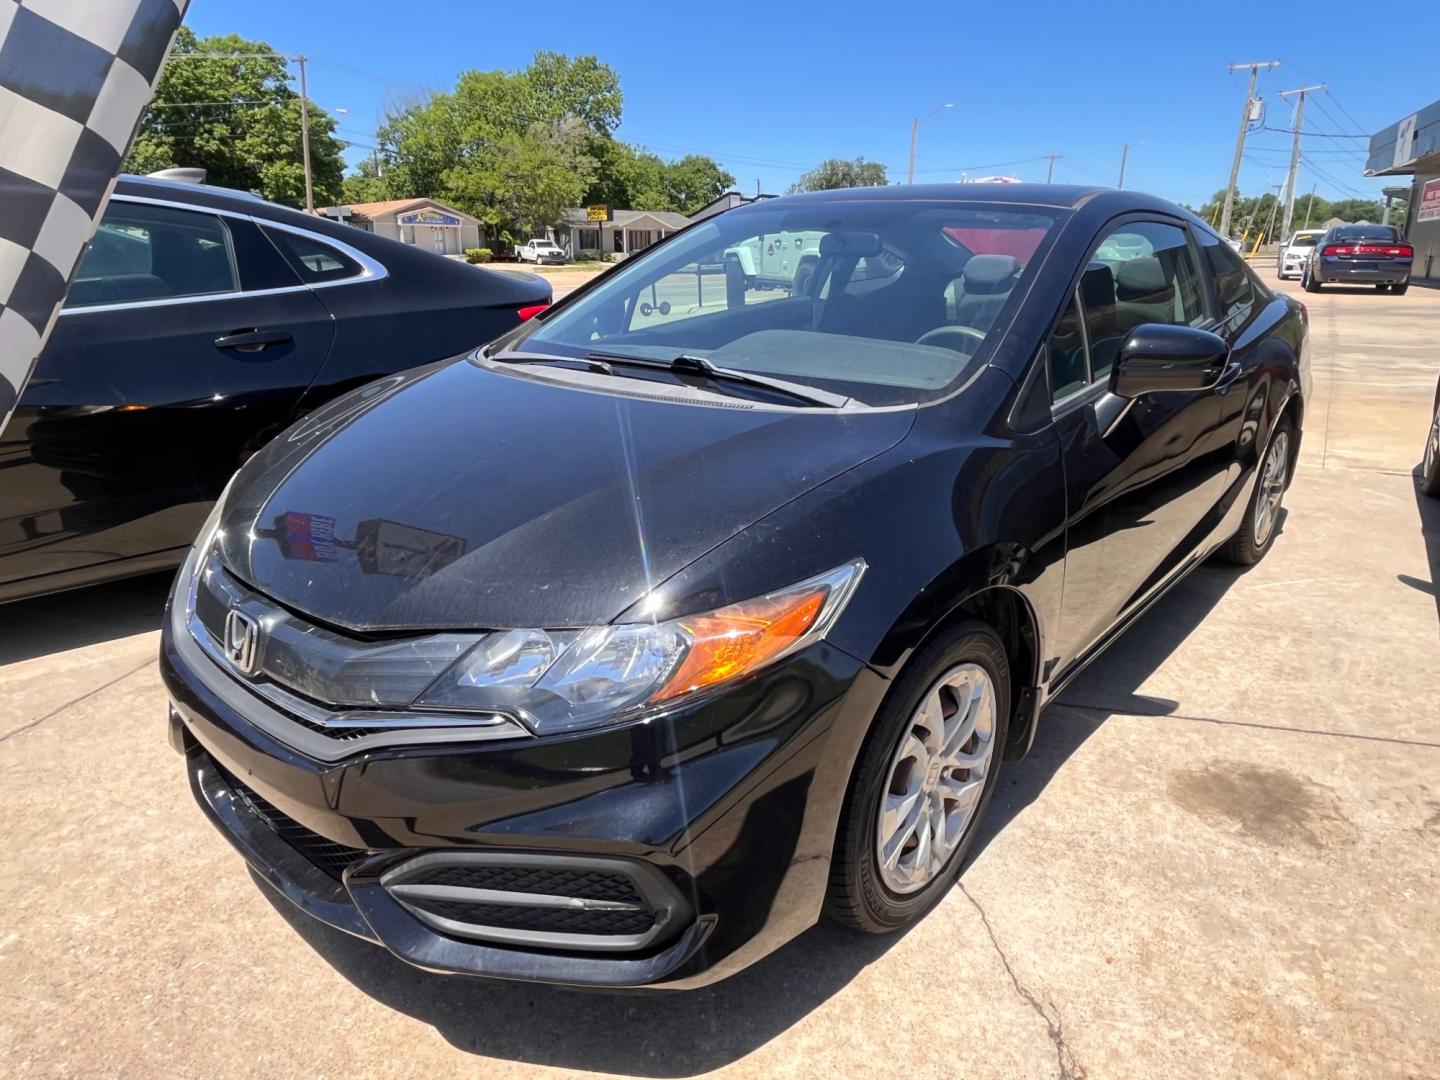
left=223, top=608, right=261, bottom=675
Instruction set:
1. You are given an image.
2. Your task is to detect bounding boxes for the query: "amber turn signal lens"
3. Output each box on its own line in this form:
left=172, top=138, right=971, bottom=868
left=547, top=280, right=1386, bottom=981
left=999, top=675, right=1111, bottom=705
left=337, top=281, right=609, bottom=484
left=650, top=588, right=828, bottom=703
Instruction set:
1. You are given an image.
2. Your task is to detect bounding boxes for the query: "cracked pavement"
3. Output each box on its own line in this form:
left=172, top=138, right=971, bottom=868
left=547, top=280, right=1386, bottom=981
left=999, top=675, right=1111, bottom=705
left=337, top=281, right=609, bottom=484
left=1, top=279, right=1438, bottom=1078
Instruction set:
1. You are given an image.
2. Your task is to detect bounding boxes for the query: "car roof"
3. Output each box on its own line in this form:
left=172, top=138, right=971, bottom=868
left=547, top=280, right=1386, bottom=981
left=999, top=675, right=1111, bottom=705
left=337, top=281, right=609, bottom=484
left=734, top=182, right=1205, bottom=226
left=112, top=173, right=391, bottom=249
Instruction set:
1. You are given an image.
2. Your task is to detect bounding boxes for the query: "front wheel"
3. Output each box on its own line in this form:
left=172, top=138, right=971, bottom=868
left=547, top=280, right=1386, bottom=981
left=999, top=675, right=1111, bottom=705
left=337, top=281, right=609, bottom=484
left=1421, top=405, right=1440, bottom=497
left=826, top=620, right=1009, bottom=933
left=1218, top=416, right=1293, bottom=565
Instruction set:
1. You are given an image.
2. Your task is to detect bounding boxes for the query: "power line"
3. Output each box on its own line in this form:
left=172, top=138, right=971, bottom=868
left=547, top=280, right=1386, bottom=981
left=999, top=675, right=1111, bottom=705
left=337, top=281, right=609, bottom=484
left=1258, top=124, right=1369, bottom=140
left=1321, top=90, right=1372, bottom=137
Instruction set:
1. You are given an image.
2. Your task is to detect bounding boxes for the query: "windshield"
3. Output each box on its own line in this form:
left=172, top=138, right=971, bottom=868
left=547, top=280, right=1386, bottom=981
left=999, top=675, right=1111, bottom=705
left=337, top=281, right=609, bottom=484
left=511, top=200, right=1060, bottom=406
left=1288, top=233, right=1320, bottom=247
left=1330, top=225, right=1399, bottom=242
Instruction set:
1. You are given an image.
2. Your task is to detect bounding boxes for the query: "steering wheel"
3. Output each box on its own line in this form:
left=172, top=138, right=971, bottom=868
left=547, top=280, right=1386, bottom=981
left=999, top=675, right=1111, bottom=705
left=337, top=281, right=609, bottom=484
left=915, top=325, right=987, bottom=353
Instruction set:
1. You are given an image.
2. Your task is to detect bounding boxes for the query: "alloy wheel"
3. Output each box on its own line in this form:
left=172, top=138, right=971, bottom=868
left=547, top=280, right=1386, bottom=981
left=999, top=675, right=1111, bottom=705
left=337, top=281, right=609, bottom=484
left=875, top=663, right=997, bottom=894
left=1254, top=430, right=1290, bottom=546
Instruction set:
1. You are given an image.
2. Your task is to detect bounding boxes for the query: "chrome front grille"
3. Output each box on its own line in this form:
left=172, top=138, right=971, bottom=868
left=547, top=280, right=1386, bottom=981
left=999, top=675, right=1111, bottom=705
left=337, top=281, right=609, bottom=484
left=182, top=553, right=529, bottom=755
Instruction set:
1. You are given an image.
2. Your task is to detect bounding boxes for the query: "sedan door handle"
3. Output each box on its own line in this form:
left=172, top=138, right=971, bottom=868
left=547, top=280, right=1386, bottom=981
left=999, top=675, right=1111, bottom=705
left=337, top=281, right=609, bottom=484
left=214, top=329, right=293, bottom=353
left=1212, top=360, right=1244, bottom=392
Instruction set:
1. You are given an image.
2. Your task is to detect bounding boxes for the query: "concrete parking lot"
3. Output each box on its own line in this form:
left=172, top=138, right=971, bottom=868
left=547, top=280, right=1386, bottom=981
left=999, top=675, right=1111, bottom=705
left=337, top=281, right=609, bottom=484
left=2, top=279, right=1437, bottom=1079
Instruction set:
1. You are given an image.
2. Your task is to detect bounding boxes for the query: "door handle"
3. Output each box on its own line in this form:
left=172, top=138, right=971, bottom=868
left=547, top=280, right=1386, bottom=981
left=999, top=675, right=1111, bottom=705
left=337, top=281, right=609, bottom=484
left=214, top=329, right=293, bottom=353
left=1211, top=360, right=1243, bottom=392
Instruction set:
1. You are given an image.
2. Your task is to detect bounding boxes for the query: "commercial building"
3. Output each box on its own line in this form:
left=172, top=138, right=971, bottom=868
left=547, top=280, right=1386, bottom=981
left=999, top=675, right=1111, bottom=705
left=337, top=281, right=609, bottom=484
left=558, top=207, right=691, bottom=259
left=318, top=198, right=483, bottom=257
left=1367, top=99, right=1440, bottom=284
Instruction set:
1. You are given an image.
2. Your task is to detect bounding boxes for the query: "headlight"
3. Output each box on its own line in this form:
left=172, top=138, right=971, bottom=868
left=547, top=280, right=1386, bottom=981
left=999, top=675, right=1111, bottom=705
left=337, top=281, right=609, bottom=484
left=417, top=560, right=865, bottom=734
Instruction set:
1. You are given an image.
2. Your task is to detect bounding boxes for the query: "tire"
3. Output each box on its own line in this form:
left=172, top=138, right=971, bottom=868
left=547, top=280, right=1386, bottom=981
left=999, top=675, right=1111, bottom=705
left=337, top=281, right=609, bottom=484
left=1393, top=283, right=1409, bottom=296
left=825, top=619, right=1010, bottom=933
left=1421, top=404, right=1440, bottom=497
left=1218, top=415, right=1294, bottom=565
left=792, top=260, right=817, bottom=296
left=1302, top=265, right=1321, bottom=293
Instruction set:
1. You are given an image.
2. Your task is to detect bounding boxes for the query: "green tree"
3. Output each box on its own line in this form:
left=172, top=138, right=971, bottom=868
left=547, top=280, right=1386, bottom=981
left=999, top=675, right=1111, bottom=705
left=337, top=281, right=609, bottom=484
left=127, top=27, right=344, bottom=206
left=339, top=158, right=390, bottom=204
left=366, top=53, right=731, bottom=235
left=787, top=157, right=888, bottom=194
left=582, top=142, right=734, bottom=212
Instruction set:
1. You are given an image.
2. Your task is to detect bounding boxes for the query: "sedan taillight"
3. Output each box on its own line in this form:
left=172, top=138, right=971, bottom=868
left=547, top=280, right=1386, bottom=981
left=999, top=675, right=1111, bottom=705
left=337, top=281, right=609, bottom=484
left=1354, top=243, right=1412, bottom=258
left=517, top=303, right=550, bottom=321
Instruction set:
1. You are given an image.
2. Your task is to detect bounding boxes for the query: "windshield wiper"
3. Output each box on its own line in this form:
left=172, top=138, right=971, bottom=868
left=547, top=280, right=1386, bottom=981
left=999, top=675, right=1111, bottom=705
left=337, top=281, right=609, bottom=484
left=586, top=351, right=852, bottom=409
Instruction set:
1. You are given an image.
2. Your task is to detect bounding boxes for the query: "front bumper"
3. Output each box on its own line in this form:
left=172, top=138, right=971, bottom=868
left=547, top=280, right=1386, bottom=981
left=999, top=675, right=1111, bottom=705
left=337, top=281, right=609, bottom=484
left=162, top=613, right=888, bottom=989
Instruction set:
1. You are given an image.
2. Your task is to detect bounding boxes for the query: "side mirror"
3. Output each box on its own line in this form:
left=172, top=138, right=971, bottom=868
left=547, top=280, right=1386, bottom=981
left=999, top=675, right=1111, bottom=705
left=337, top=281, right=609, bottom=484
left=1109, top=324, right=1230, bottom=398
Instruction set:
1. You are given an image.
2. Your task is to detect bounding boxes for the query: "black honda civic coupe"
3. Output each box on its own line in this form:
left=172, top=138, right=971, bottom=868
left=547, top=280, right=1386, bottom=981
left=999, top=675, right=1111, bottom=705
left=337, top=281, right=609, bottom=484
left=163, top=184, right=1308, bottom=989
left=0, top=175, right=550, bottom=604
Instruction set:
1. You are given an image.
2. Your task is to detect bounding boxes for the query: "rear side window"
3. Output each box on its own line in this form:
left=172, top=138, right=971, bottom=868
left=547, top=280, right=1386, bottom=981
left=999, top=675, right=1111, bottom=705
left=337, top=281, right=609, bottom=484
left=263, top=228, right=363, bottom=284
left=68, top=202, right=238, bottom=307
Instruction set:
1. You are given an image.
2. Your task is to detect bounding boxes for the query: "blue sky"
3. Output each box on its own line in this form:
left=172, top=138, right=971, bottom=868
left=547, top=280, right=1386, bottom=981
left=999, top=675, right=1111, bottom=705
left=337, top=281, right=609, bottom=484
left=186, top=0, right=1431, bottom=209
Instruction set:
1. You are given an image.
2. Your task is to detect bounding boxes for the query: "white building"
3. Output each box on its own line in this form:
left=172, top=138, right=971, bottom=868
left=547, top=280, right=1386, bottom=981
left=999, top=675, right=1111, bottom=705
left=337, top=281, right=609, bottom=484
left=558, top=207, right=691, bottom=259
left=319, top=198, right=483, bottom=257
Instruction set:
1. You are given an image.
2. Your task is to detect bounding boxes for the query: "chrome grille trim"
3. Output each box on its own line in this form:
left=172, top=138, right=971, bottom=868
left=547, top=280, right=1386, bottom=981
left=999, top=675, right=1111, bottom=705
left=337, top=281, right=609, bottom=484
left=176, top=552, right=530, bottom=761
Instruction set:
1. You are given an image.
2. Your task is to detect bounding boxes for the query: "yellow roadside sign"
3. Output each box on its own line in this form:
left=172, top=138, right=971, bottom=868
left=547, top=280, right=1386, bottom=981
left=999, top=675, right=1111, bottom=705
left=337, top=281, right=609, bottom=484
left=585, top=204, right=610, bottom=222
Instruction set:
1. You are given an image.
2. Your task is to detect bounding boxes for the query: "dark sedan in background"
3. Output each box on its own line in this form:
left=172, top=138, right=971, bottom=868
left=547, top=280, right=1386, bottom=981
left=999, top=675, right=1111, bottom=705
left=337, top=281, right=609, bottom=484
left=1302, top=224, right=1413, bottom=293
left=163, top=184, right=1308, bottom=989
left=0, top=175, right=550, bottom=604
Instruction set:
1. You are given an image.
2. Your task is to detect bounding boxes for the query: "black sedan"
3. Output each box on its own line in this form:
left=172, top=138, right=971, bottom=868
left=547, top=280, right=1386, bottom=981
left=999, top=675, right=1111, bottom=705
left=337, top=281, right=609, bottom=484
left=0, top=175, right=549, bottom=604
left=162, top=184, right=1307, bottom=989
left=1301, top=223, right=1413, bottom=293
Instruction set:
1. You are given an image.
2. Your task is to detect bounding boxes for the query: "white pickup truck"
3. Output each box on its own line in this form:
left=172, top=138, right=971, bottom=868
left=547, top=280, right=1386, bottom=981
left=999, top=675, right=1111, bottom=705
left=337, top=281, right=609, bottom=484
left=723, top=231, right=824, bottom=292
left=517, top=238, right=566, bottom=265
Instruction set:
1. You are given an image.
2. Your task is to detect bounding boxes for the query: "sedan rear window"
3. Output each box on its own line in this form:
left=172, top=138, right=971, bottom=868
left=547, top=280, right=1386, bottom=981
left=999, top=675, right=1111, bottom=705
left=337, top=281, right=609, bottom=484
left=1330, top=225, right=1399, bottom=242
left=514, top=201, right=1060, bottom=406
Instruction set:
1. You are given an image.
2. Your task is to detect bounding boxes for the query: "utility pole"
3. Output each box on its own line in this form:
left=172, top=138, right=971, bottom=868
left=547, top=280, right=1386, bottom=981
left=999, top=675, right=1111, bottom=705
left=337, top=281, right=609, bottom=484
left=1262, top=182, right=1284, bottom=247
left=296, top=54, right=313, bottom=212
left=1302, top=183, right=1317, bottom=228
left=1043, top=154, right=1062, bottom=183
left=907, top=102, right=953, bottom=184
left=1117, top=141, right=1143, bottom=189
left=1220, top=60, right=1280, bottom=237
left=1278, top=84, right=1324, bottom=242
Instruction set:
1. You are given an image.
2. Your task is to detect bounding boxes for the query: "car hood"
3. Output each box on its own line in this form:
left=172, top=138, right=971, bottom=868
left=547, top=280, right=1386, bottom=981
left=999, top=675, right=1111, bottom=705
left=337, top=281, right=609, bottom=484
left=216, top=359, right=915, bottom=631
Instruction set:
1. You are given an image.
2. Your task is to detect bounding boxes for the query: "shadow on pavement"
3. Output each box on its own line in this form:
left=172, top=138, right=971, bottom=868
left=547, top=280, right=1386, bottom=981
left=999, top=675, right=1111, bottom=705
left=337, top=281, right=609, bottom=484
left=258, top=874, right=903, bottom=1077
left=0, top=570, right=172, bottom=665
left=969, top=523, right=1273, bottom=863
left=1412, top=471, right=1440, bottom=633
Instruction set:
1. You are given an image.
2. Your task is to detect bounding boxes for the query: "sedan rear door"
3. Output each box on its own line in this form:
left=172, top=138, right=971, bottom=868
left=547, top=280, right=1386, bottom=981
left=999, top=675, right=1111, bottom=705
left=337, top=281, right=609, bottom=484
left=0, top=196, right=333, bottom=588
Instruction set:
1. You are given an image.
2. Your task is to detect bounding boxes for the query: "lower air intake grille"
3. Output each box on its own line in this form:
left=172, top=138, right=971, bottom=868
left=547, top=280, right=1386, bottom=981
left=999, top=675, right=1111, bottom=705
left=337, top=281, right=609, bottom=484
left=380, top=851, right=688, bottom=954
left=222, top=766, right=370, bottom=880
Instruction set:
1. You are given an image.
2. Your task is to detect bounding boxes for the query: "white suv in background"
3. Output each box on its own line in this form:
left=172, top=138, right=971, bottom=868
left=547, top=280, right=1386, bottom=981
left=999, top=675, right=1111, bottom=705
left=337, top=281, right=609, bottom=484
left=1277, top=229, right=1325, bottom=280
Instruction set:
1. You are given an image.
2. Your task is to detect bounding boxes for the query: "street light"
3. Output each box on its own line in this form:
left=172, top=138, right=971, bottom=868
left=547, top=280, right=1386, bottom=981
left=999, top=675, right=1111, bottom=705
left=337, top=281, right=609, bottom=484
left=1117, top=140, right=1144, bottom=190
left=907, top=102, right=954, bottom=185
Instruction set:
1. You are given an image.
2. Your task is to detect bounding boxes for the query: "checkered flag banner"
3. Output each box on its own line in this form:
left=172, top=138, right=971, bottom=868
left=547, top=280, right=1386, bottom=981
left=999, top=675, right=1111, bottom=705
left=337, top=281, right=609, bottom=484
left=0, top=0, right=189, bottom=433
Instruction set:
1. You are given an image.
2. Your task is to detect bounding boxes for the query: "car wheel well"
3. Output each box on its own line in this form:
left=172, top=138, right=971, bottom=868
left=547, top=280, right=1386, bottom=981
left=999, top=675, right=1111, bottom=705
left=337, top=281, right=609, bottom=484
left=1278, top=394, right=1303, bottom=481
left=948, top=586, right=1039, bottom=756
